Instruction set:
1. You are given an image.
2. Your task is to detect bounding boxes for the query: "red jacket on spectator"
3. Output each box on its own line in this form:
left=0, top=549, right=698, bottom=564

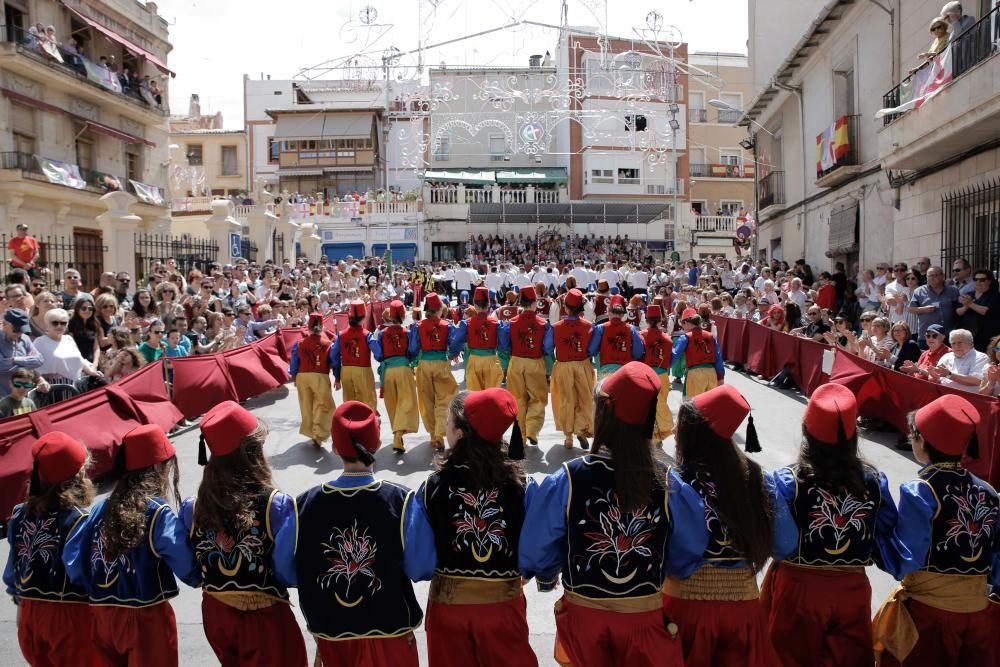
left=815, top=284, right=836, bottom=311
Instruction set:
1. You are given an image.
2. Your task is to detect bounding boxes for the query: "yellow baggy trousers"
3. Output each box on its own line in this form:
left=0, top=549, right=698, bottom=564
left=506, top=356, right=548, bottom=440
left=465, top=353, right=502, bottom=391
left=295, top=372, right=335, bottom=443
left=417, top=359, right=459, bottom=442
left=652, top=369, right=674, bottom=442
left=551, top=359, right=595, bottom=438
left=383, top=365, right=419, bottom=436
left=341, top=365, right=377, bottom=410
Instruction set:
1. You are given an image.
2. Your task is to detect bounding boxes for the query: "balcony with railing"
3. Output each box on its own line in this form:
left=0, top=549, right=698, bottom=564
left=758, top=171, right=786, bottom=211
left=1, top=150, right=167, bottom=205
left=694, top=215, right=738, bottom=234
left=877, top=5, right=1000, bottom=170
left=1, top=24, right=168, bottom=116
left=428, top=185, right=567, bottom=206
left=689, top=163, right=755, bottom=179
left=815, top=115, right=862, bottom=187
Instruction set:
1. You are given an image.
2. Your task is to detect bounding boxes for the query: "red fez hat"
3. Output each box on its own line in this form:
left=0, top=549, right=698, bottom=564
left=425, top=292, right=442, bottom=312
left=681, top=307, right=699, bottom=321
left=804, top=384, right=857, bottom=443
left=601, top=362, right=661, bottom=426
left=331, top=401, right=381, bottom=464
left=307, top=313, right=324, bottom=329
left=465, top=388, right=519, bottom=446
left=914, top=394, right=980, bottom=457
left=693, top=384, right=761, bottom=452
left=123, top=424, right=176, bottom=471
left=520, top=285, right=537, bottom=302
left=609, top=295, right=626, bottom=309
left=564, top=288, right=584, bottom=309
left=198, top=400, right=259, bottom=464
left=349, top=300, right=366, bottom=319
left=32, top=432, right=87, bottom=485
left=474, top=287, right=489, bottom=303
left=389, top=300, right=406, bottom=321
left=645, top=304, right=662, bottom=319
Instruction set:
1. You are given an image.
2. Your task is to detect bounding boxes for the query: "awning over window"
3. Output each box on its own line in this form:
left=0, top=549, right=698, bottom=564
left=827, top=204, right=859, bottom=256
left=495, top=167, right=568, bottom=184
left=424, top=169, right=496, bottom=185
left=468, top=202, right=670, bottom=225
left=273, top=113, right=374, bottom=140
left=1, top=88, right=65, bottom=114
left=277, top=168, right=324, bottom=177
left=1, top=88, right=155, bottom=147
left=65, top=5, right=175, bottom=77
left=323, top=166, right=374, bottom=173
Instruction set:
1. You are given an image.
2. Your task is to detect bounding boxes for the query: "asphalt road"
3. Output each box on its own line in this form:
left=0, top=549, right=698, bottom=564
left=0, top=362, right=921, bottom=666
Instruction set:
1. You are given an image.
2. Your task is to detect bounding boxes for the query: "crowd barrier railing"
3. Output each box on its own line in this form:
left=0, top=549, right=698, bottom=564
left=712, top=316, right=1000, bottom=486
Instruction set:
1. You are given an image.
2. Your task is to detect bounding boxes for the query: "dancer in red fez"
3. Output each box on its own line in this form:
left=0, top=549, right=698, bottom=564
left=332, top=300, right=378, bottom=410
left=409, top=292, right=462, bottom=450
left=4, top=432, right=101, bottom=667
left=550, top=288, right=596, bottom=449
left=639, top=304, right=674, bottom=445
left=372, top=300, right=418, bottom=453
left=662, top=384, right=783, bottom=667
left=181, top=401, right=307, bottom=667
left=452, top=286, right=503, bottom=391
left=289, top=401, right=422, bottom=667
left=873, top=394, right=999, bottom=666
left=764, top=383, right=898, bottom=667
left=498, top=285, right=553, bottom=447
left=63, top=424, right=200, bottom=667
left=588, top=294, right=644, bottom=377
left=671, top=308, right=724, bottom=398
left=404, top=388, right=536, bottom=667
left=289, top=313, right=336, bottom=446
left=520, top=362, right=706, bottom=667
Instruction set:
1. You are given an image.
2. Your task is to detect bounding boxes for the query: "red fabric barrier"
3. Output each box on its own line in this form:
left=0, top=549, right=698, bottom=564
left=0, top=414, right=38, bottom=522
left=370, top=300, right=392, bottom=328
left=278, top=328, right=305, bottom=362
left=722, top=318, right=749, bottom=363
left=252, top=334, right=291, bottom=385
left=111, top=361, right=184, bottom=430
left=332, top=313, right=349, bottom=333
left=793, top=339, right=830, bottom=396
left=223, top=344, right=283, bottom=402
left=170, top=354, right=239, bottom=419
left=745, top=324, right=773, bottom=376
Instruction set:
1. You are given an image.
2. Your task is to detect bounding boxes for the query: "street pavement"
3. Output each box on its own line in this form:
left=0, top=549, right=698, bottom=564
left=0, top=361, right=921, bottom=666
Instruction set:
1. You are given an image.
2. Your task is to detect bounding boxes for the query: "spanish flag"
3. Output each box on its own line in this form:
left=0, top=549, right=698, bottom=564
left=816, top=116, right=850, bottom=175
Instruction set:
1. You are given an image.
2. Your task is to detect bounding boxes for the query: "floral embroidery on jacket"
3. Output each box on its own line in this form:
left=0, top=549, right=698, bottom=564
left=578, top=488, right=661, bottom=584
left=450, top=487, right=508, bottom=563
left=15, top=516, right=59, bottom=582
left=319, top=521, right=381, bottom=607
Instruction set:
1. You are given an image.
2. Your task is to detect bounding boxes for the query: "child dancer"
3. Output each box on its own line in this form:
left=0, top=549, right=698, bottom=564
left=372, top=300, right=419, bottom=453
left=331, top=300, right=377, bottom=410
left=639, top=304, right=674, bottom=445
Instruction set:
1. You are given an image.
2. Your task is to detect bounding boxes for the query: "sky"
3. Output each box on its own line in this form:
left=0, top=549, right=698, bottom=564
left=155, top=0, right=749, bottom=129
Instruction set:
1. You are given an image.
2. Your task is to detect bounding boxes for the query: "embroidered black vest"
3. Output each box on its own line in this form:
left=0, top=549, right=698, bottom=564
left=295, top=479, right=422, bottom=640
left=677, top=467, right=747, bottom=564
left=422, top=468, right=525, bottom=579
left=7, top=504, right=89, bottom=603
left=919, top=464, right=998, bottom=576
left=562, top=456, right=669, bottom=599
left=787, top=464, right=882, bottom=567
left=191, top=489, right=289, bottom=600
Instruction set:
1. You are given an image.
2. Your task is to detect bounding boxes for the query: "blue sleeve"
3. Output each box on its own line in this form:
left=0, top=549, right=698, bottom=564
left=3, top=510, right=17, bottom=596
left=402, top=485, right=438, bottom=582
left=767, top=470, right=798, bottom=560
left=630, top=326, right=644, bottom=360
left=371, top=330, right=385, bottom=362
left=665, top=468, right=710, bottom=579
left=179, top=497, right=194, bottom=535
left=672, top=334, right=688, bottom=359
left=448, top=321, right=468, bottom=358
left=270, top=492, right=299, bottom=588
left=587, top=325, right=604, bottom=358
left=497, top=321, right=512, bottom=354
left=872, top=472, right=900, bottom=573
left=879, top=480, right=934, bottom=580
left=288, top=341, right=300, bottom=377
left=713, top=339, right=725, bottom=378
left=519, top=466, right=570, bottom=584
left=542, top=322, right=554, bottom=356
left=62, top=502, right=97, bottom=588
left=407, top=326, right=421, bottom=358
left=151, top=504, right=201, bottom=588
left=329, top=335, right=341, bottom=381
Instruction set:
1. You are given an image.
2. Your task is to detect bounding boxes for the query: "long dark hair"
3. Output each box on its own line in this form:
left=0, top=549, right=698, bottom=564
left=25, top=453, right=95, bottom=516
left=102, top=456, right=180, bottom=559
left=592, top=391, right=662, bottom=513
left=675, top=401, right=774, bottom=572
left=193, top=426, right=273, bottom=534
left=440, top=392, right=522, bottom=490
left=68, top=298, right=101, bottom=339
left=797, top=426, right=868, bottom=498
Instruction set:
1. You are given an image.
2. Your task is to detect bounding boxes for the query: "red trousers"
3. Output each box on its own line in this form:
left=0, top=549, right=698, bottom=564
left=18, top=599, right=102, bottom=667
left=662, top=595, right=776, bottom=667
left=553, top=597, right=684, bottom=667
left=90, top=602, right=178, bottom=667
left=201, top=594, right=308, bottom=667
left=878, top=598, right=997, bottom=667
left=763, top=562, right=873, bottom=667
left=425, top=596, right=537, bottom=667
left=316, top=633, right=418, bottom=667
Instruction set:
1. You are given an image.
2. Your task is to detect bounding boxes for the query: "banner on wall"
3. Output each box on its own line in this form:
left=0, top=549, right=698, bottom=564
left=35, top=156, right=87, bottom=189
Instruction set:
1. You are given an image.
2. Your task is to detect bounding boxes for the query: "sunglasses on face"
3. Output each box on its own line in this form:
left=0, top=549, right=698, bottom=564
left=925, top=332, right=941, bottom=339
left=150, top=330, right=164, bottom=335
left=79, top=305, right=94, bottom=311
left=974, top=277, right=989, bottom=282
left=12, top=381, right=35, bottom=389
left=51, top=321, right=68, bottom=327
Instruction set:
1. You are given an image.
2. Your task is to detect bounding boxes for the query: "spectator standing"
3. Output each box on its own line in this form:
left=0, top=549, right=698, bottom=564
left=59, top=269, right=84, bottom=309
left=113, top=271, right=133, bottom=309
left=928, top=328, right=989, bottom=391
left=7, top=224, right=40, bottom=275
left=67, top=297, right=101, bottom=365
left=0, top=308, right=44, bottom=396
left=941, top=1, right=978, bottom=75
left=950, top=258, right=976, bottom=297
left=908, top=266, right=959, bottom=345
left=956, top=269, right=999, bottom=351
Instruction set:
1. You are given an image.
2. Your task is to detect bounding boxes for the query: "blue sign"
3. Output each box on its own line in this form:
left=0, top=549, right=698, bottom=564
left=230, top=232, right=241, bottom=259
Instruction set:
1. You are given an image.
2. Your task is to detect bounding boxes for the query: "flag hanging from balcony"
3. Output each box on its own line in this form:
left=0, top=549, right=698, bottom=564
left=130, top=180, right=164, bottom=206
left=875, top=45, right=953, bottom=119
left=816, top=116, right=850, bottom=175
left=83, top=60, right=122, bottom=93
left=35, top=156, right=87, bottom=189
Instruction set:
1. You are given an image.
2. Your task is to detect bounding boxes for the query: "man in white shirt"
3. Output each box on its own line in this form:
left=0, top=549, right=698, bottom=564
left=455, top=261, right=475, bottom=294
left=629, top=266, right=649, bottom=295
left=512, top=266, right=531, bottom=288
left=570, top=260, right=591, bottom=288
left=485, top=265, right=504, bottom=294
left=786, top=278, right=807, bottom=308
left=928, top=329, right=989, bottom=392
left=599, top=263, right=621, bottom=290
left=754, top=267, right=772, bottom=293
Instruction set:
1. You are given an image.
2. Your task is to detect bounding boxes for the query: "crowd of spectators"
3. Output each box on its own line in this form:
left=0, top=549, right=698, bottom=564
left=466, top=232, right=648, bottom=267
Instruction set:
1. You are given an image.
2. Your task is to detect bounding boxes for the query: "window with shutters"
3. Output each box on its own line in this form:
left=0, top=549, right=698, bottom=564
left=11, top=102, right=35, bottom=154
left=827, top=204, right=859, bottom=256
left=124, top=149, right=141, bottom=182
left=221, top=145, right=238, bottom=175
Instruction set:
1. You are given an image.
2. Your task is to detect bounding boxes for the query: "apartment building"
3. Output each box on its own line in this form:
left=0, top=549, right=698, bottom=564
left=169, top=94, right=246, bottom=206
left=0, top=0, right=172, bottom=286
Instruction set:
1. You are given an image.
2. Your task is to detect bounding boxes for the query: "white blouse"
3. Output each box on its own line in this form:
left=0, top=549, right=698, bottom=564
left=34, top=335, right=86, bottom=380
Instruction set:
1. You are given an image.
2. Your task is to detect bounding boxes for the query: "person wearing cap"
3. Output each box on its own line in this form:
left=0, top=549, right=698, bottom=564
left=0, top=308, right=45, bottom=397
left=408, top=292, right=463, bottom=450
left=403, top=388, right=537, bottom=666
left=292, top=401, right=422, bottom=666
left=497, top=285, right=553, bottom=446
left=520, top=362, right=707, bottom=667
left=4, top=432, right=99, bottom=666
left=671, top=308, right=724, bottom=398
left=372, top=300, right=419, bottom=453
left=587, top=294, right=644, bottom=377
left=661, top=384, right=788, bottom=667
left=180, top=402, right=307, bottom=667
left=450, top=286, right=503, bottom=392
left=764, top=384, right=898, bottom=666
left=63, top=424, right=200, bottom=666
left=288, top=313, right=337, bottom=447
left=330, top=300, right=377, bottom=410
left=639, top=304, right=674, bottom=445
left=873, top=394, right=1000, bottom=666
left=550, top=288, right=596, bottom=449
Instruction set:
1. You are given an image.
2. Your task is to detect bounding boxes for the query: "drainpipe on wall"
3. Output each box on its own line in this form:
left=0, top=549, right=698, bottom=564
left=773, top=79, right=807, bottom=262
